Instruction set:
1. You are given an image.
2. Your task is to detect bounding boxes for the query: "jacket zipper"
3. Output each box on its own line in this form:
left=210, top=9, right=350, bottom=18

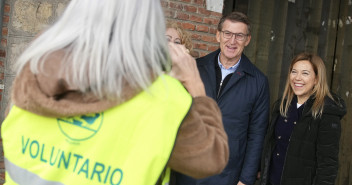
left=217, top=80, right=223, bottom=99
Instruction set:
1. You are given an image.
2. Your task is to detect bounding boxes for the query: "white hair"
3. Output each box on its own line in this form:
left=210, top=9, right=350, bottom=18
left=15, top=0, right=170, bottom=99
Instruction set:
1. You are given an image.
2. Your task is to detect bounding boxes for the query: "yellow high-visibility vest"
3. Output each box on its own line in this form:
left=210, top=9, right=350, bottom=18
left=2, top=74, right=192, bottom=185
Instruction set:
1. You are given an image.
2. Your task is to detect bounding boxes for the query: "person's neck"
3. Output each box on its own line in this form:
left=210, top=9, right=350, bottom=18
left=219, top=54, right=240, bottom=69
left=297, top=96, right=309, bottom=104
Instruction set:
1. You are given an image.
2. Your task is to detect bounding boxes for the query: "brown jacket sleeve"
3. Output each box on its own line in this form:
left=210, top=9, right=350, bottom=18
left=168, top=96, right=229, bottom=179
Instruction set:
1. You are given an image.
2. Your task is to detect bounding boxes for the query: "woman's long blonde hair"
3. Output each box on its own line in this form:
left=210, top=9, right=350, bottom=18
left=280, top=53, right=332, bottom=118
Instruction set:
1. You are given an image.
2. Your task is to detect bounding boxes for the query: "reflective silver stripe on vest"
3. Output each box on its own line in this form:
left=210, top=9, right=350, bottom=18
left=5, top=158, right=64, bottom=185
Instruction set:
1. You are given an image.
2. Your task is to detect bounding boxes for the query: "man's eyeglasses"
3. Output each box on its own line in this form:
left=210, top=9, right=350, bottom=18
left=221, top=31, right=248, bottom=41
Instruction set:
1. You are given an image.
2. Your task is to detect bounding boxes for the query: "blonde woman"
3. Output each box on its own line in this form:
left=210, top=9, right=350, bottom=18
left=260, top=53, right=346, bottom=185
left=166, top=21, right=193, bottom=53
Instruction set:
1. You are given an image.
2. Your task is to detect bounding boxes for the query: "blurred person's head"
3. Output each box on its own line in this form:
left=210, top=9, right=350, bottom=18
left=15, top=0, right=170, bottom=100
left=166, top=22, right=193, bottom=53
left=280, top=52, right=332, bottom=118
left=216, top=12, right=251, bottom=64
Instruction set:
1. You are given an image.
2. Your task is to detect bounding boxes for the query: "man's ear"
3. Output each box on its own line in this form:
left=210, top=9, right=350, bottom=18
left=216, top=31, right=221, bottom=43
left=244, top=34, right=251, bottom=46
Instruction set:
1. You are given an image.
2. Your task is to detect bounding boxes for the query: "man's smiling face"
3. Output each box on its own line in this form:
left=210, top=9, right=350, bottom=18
left=216, top=20, right=251, bottom=64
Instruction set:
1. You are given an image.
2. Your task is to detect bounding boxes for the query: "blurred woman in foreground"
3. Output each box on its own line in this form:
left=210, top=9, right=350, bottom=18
left=1, top=0, right=229, bottom=184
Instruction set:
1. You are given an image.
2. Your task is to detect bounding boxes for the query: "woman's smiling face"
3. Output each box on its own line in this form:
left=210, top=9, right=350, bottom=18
left=290, top=60, right=317, bottom=104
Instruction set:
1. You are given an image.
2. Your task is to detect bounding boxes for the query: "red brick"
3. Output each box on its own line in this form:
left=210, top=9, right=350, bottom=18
left=182, top=22, right=196, bottom=31
left=203, top=17, right=219, bottom=25
left=176, top=12, right=190, bottom=20
left=1, top=39, right=7, bottom=47
left=0, top=172, right=4, bottom=184
left=196, top=25, right=209, bottom=32
left=2, top=15, right=9, bottom=23
left=195, top=43, right=208, bottom=50
left=210, top=27, right=218, bottom=34
left=198, top=7, right=211, bottom=16
left=189, top=15, right=203, bottom=23
left=211, top=11, right=222, bottom=17
left=0, top=50, right=6, bottom=58
left=184, top=5, right=197, bottom=13
left=0, top=73, right=4, bottom=80
left=164, top=9, right=176, bottom=18
left=201, top=35, right=217, bottom=43
left=0, top=61, right=4, bottom=68
left=173, top=22, right=181, bottom=26
left=170, top=2, right=184, bottom=11
left=193, top=0, right=205, bottom=5
left=161, top=1, right=168, bottom=8
left=4, top=4, right=10, bottom=13
left=2, top=28, right=8, bottom=36
left=208, top=45, right=219, bottom=51
left=191, top=33, right=202, bottom=40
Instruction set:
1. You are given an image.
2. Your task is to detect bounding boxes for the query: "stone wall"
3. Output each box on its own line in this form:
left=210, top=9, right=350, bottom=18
left=0, top=0, right=70, bottom=122
left=0, top=0, right=70, bottom=183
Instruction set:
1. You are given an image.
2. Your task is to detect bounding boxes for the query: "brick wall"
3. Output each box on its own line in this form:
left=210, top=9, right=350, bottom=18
left=0, top=1, right=10, bottom=183
left=162, top=0, right=221, bottom=58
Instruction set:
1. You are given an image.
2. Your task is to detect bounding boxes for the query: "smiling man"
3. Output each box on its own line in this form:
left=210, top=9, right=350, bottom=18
left=175, top=12, right=270, bottom=185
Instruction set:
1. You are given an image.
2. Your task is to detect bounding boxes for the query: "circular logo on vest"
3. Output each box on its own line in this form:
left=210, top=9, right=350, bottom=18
left=57, top=113, right=103, bottom=141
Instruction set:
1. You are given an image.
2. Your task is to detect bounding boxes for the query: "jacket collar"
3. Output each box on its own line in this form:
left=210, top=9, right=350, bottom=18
left=277, top=94, right=346, bottom=119
left=277, top=96, right=313, bottom=118
left=199, top=49, right=256, bottom=77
